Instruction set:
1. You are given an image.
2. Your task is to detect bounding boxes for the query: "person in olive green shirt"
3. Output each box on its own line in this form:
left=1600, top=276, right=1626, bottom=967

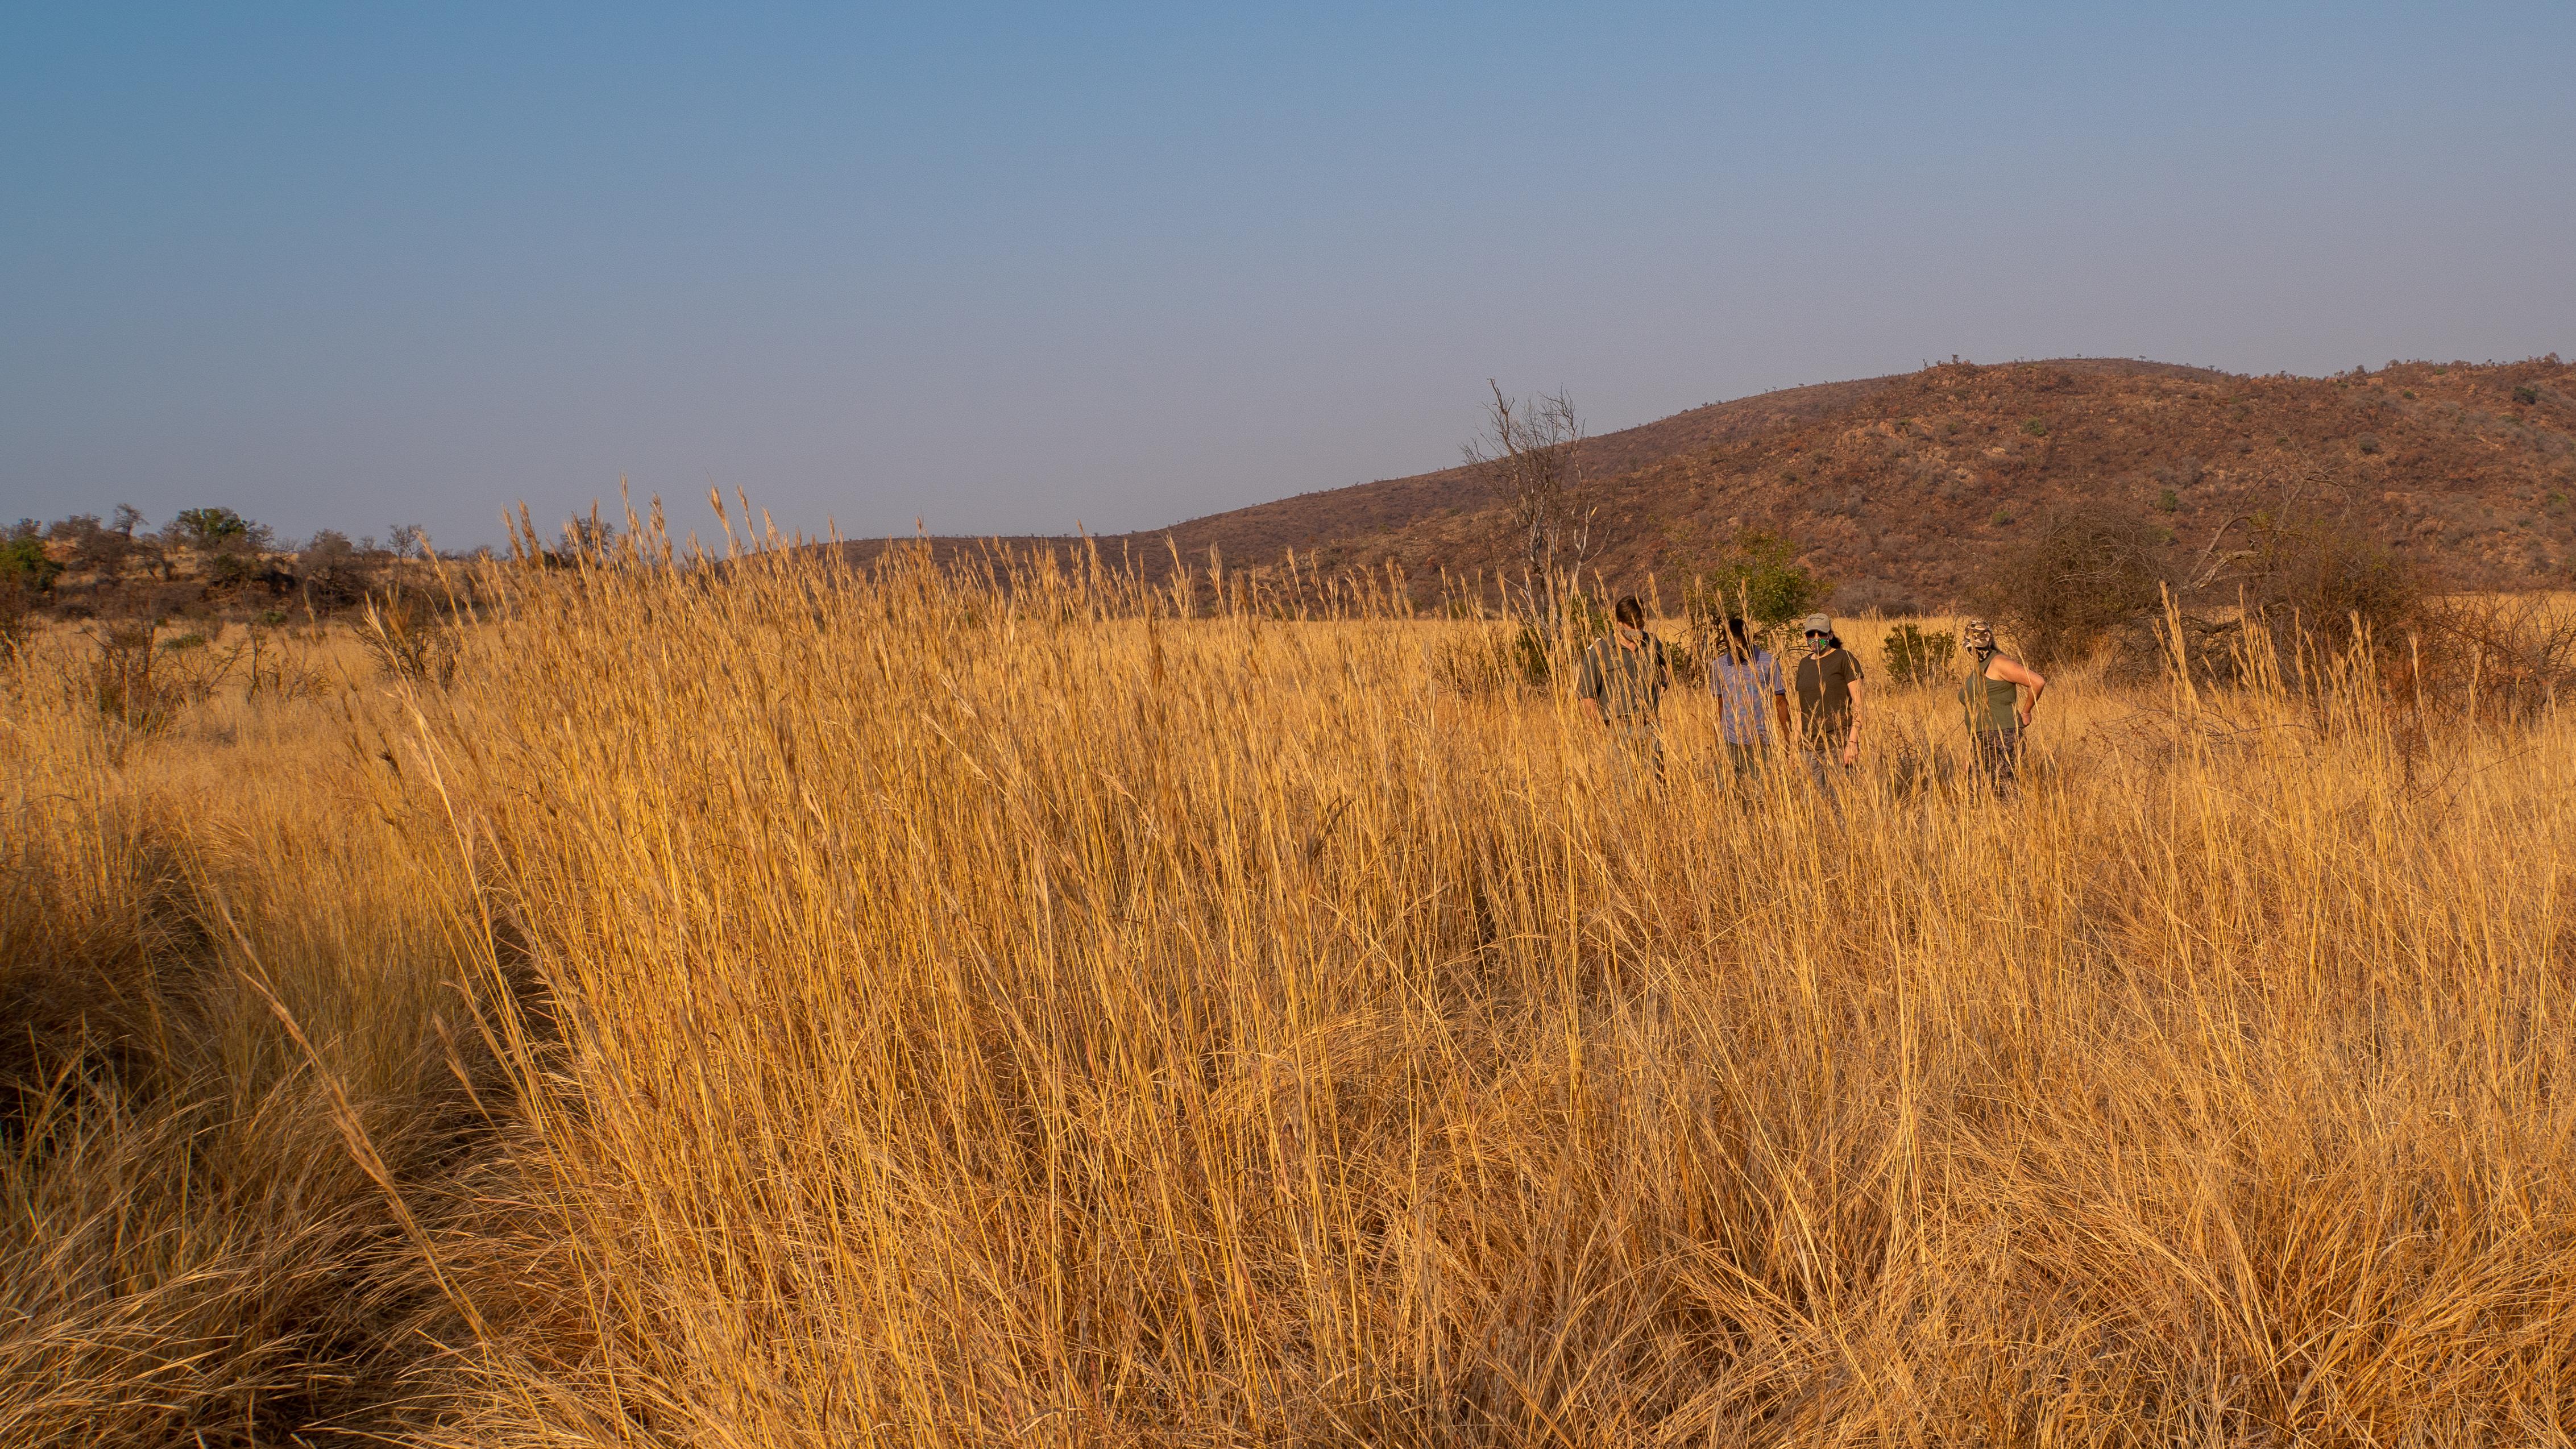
left=1791, top=613, right=1865, bottom=783
left=1958, top=617, right=2046, bottom=791
left=1577, top=596, right=1671, bottom=782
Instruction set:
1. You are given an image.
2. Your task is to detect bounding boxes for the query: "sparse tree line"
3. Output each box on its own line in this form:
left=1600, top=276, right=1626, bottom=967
left=0, top=504, right=463, bottom=630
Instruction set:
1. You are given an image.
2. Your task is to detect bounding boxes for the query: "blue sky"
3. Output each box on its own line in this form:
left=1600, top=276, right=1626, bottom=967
left=6, top=3, right=2571, bottom=548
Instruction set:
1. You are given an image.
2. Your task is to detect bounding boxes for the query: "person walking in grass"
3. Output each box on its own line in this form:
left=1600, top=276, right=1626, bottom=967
left=1792, top=613, right=1865, bottom=784
left=1577, top=595, right=1672, bottom=783
left=1958, top=618, right=2046, bottom=792
left=1709, top=615, right=1789, bottom=777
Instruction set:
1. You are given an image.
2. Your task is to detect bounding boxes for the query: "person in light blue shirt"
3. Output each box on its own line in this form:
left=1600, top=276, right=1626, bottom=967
left=1708, top=616, right=1789, bottom=774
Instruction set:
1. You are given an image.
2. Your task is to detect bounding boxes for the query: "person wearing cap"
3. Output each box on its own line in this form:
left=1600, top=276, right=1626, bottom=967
left=1958, top=618, right=2045, bottom=791
left=1791, top=613, right=1865, bottom=780
left=1577, top=595, right=1673, bottom=783
left=1708, top=615, right=1789, bottom=777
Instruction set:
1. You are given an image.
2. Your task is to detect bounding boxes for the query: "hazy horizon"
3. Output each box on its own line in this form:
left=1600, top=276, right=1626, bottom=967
left=8, top=3, right=2572, bottom=549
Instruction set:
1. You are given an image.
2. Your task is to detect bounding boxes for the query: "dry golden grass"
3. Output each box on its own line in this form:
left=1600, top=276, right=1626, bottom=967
left=9, top=537, right=2576, bottom=1445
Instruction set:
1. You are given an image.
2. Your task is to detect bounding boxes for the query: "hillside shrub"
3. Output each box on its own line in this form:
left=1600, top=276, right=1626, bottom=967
left=296, top=529, right=378, bottom=612
left=0, top=575, right=28, bottom=659
left=2, top=532, right=63, bottom=595
left=1881, top=624, right=1956, bottom=686
left=86, top=622, right=176, bottom=734
left=169, top=506, right=266, bottom=550
left=1687, top=532, right=1827, bottom=630
left=2232, top=510, right=2417, bottom=654
left=1975, top=503, right=2171, bottom=669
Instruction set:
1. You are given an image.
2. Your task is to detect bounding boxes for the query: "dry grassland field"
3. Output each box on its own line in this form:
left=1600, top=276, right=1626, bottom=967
left=10, top=532, right=2576, bottom=1447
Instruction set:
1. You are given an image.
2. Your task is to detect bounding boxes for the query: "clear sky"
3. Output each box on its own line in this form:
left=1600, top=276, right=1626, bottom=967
left=6, top=3, right=2571, bottom=549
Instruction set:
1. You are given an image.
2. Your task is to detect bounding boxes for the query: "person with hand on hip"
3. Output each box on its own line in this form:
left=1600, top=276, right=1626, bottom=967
left=1958, top=618, right=2045, bottom=792
left=1791, top=614, right=1865, bottom=785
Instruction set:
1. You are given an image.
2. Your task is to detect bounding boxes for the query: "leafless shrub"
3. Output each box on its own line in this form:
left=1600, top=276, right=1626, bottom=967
left=1976, top=502, right=2171, bottom=669
left=1465, top=384, right=1596, bottom=622
left=80, top=621, right=242, bottom=736
left=360, top=584, right=461, bottom=687
left=2225, top=509, right=2422, bottom=680
left=242, top=626, right=333, bottom=703
left=85, top=621, right=178, bottom=734
left=296, top=529, right=380, bottom=612
left=2152, top=456, right=2204, bottom=491
left=2404, top=595, right=2576, bottom=724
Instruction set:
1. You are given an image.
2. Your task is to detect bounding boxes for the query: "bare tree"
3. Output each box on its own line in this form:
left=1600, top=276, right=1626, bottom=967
left=1463, top=381, right=1596, bottom=621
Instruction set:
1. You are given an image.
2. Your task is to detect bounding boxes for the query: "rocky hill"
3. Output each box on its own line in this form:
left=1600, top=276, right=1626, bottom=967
left=848, top=355, right=2576, bottom=610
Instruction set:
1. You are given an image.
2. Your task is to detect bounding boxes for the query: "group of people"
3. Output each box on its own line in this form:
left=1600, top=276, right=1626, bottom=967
left=1572, top=596, right=2046, bottom=790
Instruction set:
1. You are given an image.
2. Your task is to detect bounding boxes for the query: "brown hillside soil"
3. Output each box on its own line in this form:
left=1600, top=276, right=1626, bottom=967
left=845, top=356, right=2576, bottom=608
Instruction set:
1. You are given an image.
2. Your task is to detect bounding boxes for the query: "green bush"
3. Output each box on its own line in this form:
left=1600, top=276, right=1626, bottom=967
left=2, top=533, right=62, bottom=593
left=172, top=506, right=257, bottom=546
left=1881, top=623, right=1956, bottom=687
left=2513, top=385, right=2541, bottom=405
left=2022, top=418, right=2050, bottom=437
left=1687, top=532, right=1827, bottom=629
left=2155, top=488, right=2180, bottom=513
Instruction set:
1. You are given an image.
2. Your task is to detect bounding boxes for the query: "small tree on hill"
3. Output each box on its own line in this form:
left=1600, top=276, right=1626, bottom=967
left=1687, top=530, right=1829, bottom=630
left=169, top=507, right=273, bottom=555
left=2, top=525, right=62, bottom=596
left=1465, top=383, right=1596, bottom=622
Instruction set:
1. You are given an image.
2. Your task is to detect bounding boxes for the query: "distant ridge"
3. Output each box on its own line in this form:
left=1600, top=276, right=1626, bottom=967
left=839, top=356, right=2576, bottom=608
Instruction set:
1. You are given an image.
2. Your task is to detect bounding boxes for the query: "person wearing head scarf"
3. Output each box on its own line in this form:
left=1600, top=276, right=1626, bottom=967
left=1957, top=618, right=2046, bottom=792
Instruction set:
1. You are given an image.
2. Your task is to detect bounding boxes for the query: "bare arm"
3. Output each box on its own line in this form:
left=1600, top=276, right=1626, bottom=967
left=1772, top=689, right=1790, bottom=736
left=1990, top=656, right=2046, bottom=728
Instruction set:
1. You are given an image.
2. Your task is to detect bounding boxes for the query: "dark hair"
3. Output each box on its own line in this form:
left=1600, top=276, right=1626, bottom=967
left=1613, top=596, right=1645, bottom=628
left=1725, top=615, right=1750, bottom=643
